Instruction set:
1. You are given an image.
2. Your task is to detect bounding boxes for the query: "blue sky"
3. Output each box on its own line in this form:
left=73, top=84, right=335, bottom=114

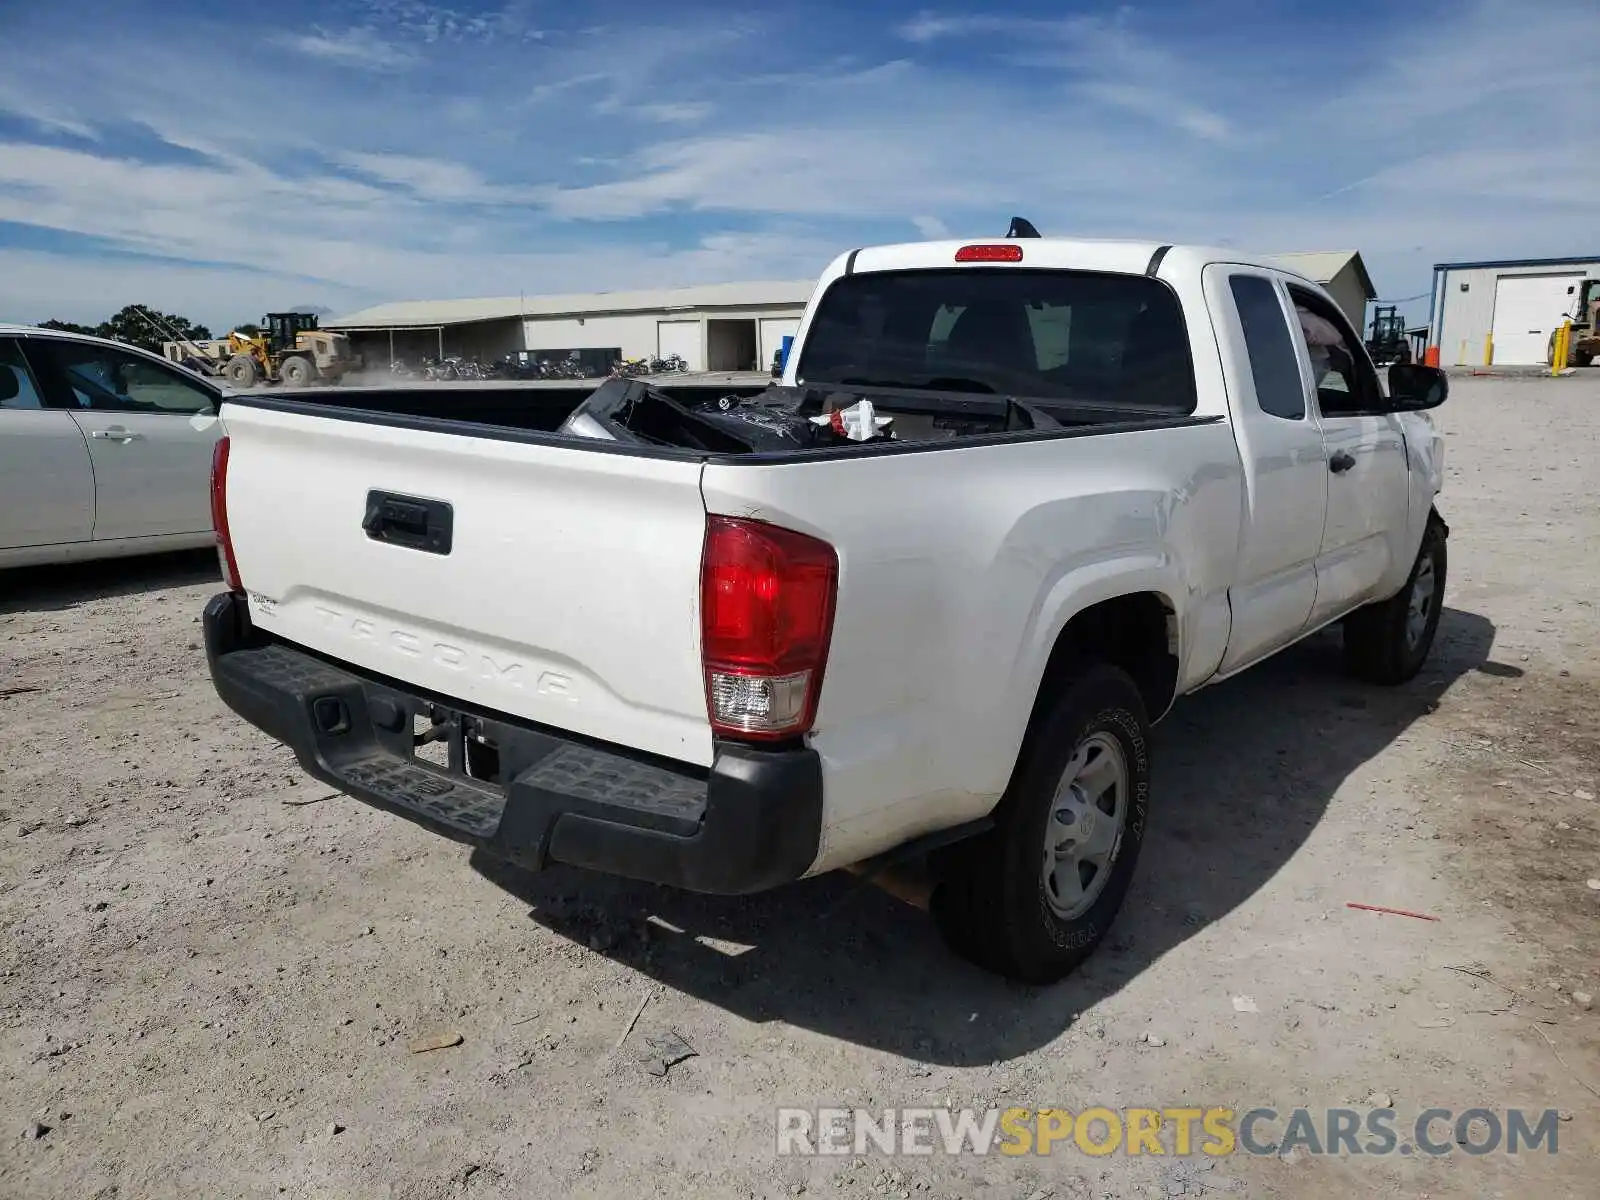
left=1, top=0, right=1596, bottom=330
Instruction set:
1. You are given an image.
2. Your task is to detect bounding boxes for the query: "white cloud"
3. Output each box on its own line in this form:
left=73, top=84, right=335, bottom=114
left=360, top=0, right=543, bottom=44
left=628, top=102, right=715, bottom=124
left=339, top=152, right=499, bottom=202
left=911, top=215, right=950, bottom=239
left=0, top=80, right=97, bottom=141
left=1076, top=82, right=1232, bottom=143
left=280, top=26, right=418, bottom=70
left=896, top=12, right=1024, bottom=42
left=904, top=11, right=1241, bottom=144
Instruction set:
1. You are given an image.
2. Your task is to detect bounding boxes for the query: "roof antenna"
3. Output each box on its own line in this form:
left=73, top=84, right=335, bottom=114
left=1006, top=216, right=1041, bottom=239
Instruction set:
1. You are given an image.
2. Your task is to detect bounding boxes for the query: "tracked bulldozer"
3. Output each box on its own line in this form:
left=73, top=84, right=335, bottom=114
left=222, top=312, right=358, bottom=387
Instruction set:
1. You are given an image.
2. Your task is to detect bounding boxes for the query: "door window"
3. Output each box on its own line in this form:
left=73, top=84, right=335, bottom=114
left=0, top=339, right=47, bottom=409
left=1285, top=287, right=1382, bottom=417
left=1228, top=275, right=1305, bottom=420
left=35, top=340, right=216, bottom=415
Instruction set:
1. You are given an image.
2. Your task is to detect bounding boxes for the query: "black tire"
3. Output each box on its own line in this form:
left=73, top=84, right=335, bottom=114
left=1343, top=512, right=1447, bottom=685
left=224, top=354, right=258, bottom=387
left=931, top=662, right=1151, bottom=984
left=280, top=356, right=316, bottom=387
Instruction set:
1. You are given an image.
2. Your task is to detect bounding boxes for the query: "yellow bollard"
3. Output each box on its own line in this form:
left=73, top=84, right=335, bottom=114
left=1483, top=333, right=1494, bottom=366
left=1551, top=321, right=1572, bottom=377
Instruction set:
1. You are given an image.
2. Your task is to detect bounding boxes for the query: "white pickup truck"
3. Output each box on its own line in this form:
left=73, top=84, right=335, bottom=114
left=204, top=234, right=1449, bottom=982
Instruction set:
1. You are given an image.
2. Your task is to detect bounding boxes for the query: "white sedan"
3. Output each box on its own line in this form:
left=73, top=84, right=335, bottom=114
left=1, top=324, right=225, bottom=568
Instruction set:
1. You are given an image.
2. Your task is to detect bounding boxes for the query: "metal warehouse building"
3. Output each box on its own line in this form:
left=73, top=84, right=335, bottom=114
left=1427, top=256, right=1600, bottom=367
left=326, top=280, right=814, bottom=375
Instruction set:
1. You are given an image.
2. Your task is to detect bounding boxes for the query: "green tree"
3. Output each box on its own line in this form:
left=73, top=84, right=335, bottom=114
left=35, top=307, right=216, bottom=352
left=92, top=305, right=212, bottom=354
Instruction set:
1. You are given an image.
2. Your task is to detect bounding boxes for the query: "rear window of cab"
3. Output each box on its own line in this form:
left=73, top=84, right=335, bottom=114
left=796, top=268, right=1197, bottom=415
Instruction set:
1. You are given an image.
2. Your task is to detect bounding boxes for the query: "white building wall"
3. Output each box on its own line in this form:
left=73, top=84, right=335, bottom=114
left=521, top=314, right=658, bottom=359
left=520, top=306, right=806, bottom=368
left=1435, top=260, right=1600, bottom=366
left=759, top=317, right=800, bottom=370
left=656, top=320, right=704, bottom=371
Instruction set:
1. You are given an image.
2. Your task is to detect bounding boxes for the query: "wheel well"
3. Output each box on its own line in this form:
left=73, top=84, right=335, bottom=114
left=1031, top=593, right=1178, bottom=727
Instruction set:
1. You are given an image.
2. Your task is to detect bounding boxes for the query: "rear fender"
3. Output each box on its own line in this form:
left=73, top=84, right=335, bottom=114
left=983, top=554, right=1184, bottom=793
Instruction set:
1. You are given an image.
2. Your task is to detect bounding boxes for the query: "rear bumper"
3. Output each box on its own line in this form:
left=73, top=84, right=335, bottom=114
left=203, top=591, right=822, bottom=894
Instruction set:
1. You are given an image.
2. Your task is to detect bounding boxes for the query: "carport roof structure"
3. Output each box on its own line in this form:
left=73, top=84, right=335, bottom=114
left=325, top=280, right=816, bottom=331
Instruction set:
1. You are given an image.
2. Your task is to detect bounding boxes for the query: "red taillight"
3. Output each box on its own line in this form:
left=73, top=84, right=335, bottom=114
left=210, top=436, right=242, bottom=592
left=701, top=516, right=838, bottom=741
left=955, top=243, right=1024, bottom=263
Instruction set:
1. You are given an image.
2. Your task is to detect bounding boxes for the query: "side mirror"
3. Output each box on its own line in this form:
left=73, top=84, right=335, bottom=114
left=1387, top=363, right=1447, bottom=410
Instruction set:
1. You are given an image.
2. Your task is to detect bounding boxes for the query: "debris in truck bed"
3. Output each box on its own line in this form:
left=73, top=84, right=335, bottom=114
left=554, top=376, right=1060, bottom=453
left=808, top=397, right=893, bottom=442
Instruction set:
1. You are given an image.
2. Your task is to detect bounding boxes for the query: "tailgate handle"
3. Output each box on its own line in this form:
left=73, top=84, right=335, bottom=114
left=362, top=491, right=453, bottom=555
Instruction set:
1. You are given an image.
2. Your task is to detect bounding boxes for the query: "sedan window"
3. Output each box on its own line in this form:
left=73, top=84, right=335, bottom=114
left=0, top=339, right=47, bottom=409
left=35, top=340, right=216, bottom=415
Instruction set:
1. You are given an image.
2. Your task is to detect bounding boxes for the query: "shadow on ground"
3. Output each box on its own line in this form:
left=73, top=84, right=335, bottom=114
left=474, top=608, right=1514, bottom=1065
left=1, top=549, right=219, bottom=615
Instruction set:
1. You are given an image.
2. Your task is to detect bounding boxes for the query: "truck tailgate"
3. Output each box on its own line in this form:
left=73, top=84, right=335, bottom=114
left=220, top=402, right=715, bottom=767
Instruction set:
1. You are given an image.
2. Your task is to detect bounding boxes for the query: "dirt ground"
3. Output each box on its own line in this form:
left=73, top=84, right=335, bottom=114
left=3, top=374, right=1597, bottom=1200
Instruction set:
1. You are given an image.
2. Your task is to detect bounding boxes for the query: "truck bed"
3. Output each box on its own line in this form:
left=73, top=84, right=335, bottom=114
left=225, top=378, right=1211, bottom=461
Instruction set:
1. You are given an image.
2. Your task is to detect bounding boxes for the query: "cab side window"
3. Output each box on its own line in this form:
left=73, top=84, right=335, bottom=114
left=1286, top=286, right=1382, bottom=417
left=0, top=339, right=47, bottom=409
left=1229, top=274, right=1305, bottom=420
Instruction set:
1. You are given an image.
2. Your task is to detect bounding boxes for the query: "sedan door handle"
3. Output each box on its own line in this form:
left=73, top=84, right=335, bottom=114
left=90, top=428, right=144, bottom=441
left=1329, top=450, right=1356, bottom=474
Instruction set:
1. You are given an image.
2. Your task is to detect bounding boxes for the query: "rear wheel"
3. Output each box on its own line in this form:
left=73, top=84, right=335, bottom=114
left=280, top=355, right=316, bottom=387
left=224, top=354, right=258, bottom=387
left=1343, top=513, right=1447, bottom=684
left=931, top=662, right=1150, bottom=983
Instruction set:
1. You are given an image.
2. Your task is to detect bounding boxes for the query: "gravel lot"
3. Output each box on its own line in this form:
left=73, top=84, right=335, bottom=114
left=3, top=374, right=1597, bottom=1199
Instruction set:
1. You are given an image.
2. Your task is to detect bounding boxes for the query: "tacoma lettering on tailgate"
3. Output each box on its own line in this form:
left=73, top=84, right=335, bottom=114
left=311, top=604, right=532, bottom=688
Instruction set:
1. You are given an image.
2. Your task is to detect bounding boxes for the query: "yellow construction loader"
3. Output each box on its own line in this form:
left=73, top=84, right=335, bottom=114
left=222, top=313, right=359, bottom=387
left=1549, top=279, right=1600, bottom=369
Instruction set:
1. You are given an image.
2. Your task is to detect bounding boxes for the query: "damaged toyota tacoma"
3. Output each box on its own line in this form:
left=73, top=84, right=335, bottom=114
left=202, top=232, right=1450, bottom=982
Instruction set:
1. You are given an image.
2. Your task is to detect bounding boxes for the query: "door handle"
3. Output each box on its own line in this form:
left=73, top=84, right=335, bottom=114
left=1329, top=450, right=1356, bottom=474
left=90, top=428, right=144, bottom=441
